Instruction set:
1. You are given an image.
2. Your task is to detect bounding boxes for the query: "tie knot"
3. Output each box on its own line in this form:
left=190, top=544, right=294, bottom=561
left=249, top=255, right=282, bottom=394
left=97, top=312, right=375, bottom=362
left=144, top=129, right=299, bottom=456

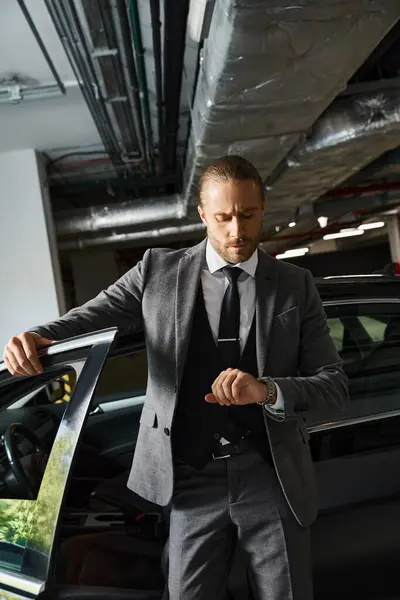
left=222, top=266, right=242, bottom=284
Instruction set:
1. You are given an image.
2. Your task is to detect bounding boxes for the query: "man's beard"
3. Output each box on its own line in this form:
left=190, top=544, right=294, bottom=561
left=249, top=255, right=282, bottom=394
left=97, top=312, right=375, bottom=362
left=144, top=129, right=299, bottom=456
left=207, top=230, right=261, bottom=263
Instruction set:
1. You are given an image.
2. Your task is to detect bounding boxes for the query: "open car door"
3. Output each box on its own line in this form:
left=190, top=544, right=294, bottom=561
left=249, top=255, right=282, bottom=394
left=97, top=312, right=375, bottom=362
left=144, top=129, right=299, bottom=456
left=0, top=329, right=125, bottom=600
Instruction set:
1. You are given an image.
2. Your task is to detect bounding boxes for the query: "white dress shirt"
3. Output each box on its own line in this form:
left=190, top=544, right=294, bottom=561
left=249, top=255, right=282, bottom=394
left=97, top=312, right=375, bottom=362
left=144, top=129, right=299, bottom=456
left=201, top=240, right=285, bottom=413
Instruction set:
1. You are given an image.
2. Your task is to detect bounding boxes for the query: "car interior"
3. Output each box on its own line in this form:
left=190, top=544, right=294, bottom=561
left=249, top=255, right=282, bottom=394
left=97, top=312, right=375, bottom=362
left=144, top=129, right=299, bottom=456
left=0, top=306, right=400, bottom=599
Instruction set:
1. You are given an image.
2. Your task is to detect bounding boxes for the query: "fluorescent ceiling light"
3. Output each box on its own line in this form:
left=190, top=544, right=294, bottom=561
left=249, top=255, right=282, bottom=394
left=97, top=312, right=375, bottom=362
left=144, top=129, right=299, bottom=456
left=323, top=229, right=364, bottom=240
left=358, top=221, right=385, bottom=230
left=317, top=216, right=328, bottom=228
left=276, top=247, right=309, bottom=259
left=288, top=221, right=296, bottom=228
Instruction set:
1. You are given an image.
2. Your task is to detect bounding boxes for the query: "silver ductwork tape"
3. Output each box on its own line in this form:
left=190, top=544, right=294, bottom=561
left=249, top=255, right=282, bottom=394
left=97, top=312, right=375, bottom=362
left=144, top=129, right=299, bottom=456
left=58, top=222, right=206, bottom=250
left=183, top=0, right=399, bottom=212
left=266, top=89, right=400, bottom=209
left=56, top=195, right=185, bottom=237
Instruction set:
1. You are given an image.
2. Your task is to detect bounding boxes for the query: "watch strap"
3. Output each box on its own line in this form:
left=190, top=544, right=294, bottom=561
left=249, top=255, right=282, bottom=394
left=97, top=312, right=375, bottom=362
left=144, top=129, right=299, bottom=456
left=257, top=376, right=276, bottom=406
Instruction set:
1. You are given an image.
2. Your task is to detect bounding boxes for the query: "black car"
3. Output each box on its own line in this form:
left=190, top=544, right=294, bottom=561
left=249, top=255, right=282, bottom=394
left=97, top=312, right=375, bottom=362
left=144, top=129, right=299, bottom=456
left=0, top=275, right=399, bottom=600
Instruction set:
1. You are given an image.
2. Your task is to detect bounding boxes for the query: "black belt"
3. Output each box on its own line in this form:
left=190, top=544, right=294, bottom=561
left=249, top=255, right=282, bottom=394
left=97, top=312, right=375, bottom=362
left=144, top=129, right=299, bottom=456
left=212, top=437, right=253, bottom=460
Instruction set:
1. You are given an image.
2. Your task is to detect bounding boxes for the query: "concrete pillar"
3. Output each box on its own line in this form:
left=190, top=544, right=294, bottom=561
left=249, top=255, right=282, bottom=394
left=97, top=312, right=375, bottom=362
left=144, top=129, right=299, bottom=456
left=70, top=250, right=119, bottom=306
left=0, top=150, right=65, bottom=348
left=387, top=215, right=400, bottom=262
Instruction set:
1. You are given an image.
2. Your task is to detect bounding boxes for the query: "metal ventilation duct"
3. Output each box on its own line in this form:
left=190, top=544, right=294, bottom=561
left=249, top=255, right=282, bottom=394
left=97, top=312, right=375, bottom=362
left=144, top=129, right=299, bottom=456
left=56, top=0, right=400, bottom=248
left=55, top=194, right=290, bottom=238
left=265, top=89, right=400, bottom=211
left=56, top=196, right=185, bottom=237
left=183, top=0, right=400, bottom=217
left=56, top=88, right=400, bottom=245
left=58, top=221, right=205, bottom=250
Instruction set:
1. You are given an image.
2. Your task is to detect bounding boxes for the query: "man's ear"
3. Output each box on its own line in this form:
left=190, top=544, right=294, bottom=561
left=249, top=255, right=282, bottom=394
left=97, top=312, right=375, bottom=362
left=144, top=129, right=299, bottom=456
left=261, top=197, right=266, bottom=216
left=198, top=203, right=206, bottom=225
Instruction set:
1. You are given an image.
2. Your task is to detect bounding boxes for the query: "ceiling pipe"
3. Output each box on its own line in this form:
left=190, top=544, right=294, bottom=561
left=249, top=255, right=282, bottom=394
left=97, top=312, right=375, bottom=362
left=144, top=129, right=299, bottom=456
left=87, top=0, right=140, bottom=158
left=149, top=0, right=164, bottom=169
left=16, top=0, right=66, bottom=96
left=58, top=0, right=124, bottom=163
left=182, top=0, right=398, bottom=213
left=0, top=81, right=79, bottom=104
left=265, top=89, right=400, bottom=206
left=110, top=0, right=148, bottom=163
left=44, top=0, right=124, bottom=171
left=54, top=192, right=294, bottom=237
left=128, top=0, right=155, bottom=172
left=54, top=0, right=396, bottom=250
left=55, top=176, right=400, bottom=237
left=163, top=0, right=190, bottom=173
left=59, top=222, right=205, bottom=250
left=58, top=209, right=319, bottom=250
left=56, top=196, right=186, bottom=237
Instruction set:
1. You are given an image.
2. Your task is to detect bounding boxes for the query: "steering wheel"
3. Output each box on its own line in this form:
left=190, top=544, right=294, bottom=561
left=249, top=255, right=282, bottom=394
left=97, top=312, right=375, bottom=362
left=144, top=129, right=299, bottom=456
left=3, top=423, right=48, bottom=499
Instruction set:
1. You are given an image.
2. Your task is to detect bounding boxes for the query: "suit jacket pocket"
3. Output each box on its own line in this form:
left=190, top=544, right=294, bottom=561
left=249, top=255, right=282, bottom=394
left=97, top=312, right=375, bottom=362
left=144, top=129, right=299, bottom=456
left=276, top=305, right=298, bottom=327
left=140, top=404, right=158, bottom=428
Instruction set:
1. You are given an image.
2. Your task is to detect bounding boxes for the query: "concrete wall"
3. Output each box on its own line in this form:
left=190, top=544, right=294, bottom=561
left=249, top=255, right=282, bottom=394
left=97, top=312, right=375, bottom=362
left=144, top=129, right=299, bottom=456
left=0, top=149, right=65, bottom=348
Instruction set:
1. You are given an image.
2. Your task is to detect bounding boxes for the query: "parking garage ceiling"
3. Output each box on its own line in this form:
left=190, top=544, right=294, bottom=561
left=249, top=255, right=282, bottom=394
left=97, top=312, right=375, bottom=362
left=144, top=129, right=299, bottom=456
left=1, top=0, right=400, bottom=254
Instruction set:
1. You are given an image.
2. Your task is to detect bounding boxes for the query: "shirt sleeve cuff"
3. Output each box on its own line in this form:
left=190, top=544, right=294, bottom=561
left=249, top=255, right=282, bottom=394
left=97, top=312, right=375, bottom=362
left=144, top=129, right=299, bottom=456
left=263, top=382, right=286, bottom=420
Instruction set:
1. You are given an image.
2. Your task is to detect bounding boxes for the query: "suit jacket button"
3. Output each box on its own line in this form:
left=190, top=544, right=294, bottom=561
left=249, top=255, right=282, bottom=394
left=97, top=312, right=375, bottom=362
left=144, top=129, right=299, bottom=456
left=164, top=427, right=170, bottom=436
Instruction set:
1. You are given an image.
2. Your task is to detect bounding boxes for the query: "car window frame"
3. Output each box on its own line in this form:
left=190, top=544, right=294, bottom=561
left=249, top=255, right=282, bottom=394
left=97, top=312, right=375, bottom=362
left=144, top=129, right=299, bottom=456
left=0, top=328, right=118, bottom=599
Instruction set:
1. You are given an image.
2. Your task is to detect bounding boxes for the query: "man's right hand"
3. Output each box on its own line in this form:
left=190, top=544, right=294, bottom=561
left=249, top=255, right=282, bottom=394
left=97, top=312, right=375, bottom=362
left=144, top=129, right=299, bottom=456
left=3, top=332, right=54, bottom=377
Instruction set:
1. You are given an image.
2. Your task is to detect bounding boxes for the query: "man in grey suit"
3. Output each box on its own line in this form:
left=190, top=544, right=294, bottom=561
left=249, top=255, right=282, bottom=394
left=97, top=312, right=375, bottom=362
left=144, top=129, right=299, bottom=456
left=3, top=155, right=348, bottom=599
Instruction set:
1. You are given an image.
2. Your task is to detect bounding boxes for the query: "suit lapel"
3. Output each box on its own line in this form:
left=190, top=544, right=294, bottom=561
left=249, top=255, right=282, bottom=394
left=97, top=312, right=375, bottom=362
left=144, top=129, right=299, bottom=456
left=175, top=239, right=206, bottom=385
left=255, top=249, right=279, bottom=377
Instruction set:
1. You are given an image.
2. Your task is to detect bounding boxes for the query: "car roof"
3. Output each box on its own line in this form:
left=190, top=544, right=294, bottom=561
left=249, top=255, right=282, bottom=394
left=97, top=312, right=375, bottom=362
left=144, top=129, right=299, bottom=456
left=316, top=274, right=400, bottom=301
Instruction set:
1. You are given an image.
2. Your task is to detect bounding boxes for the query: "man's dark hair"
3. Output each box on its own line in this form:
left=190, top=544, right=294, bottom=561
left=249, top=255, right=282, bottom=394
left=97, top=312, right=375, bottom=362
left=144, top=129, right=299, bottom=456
left=198, top=155, right=264, bottom=205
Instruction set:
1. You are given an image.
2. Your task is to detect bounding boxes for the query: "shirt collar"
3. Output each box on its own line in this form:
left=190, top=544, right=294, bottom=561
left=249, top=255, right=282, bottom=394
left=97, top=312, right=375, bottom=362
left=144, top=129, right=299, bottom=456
left=205, top=239, right=258, bottom=277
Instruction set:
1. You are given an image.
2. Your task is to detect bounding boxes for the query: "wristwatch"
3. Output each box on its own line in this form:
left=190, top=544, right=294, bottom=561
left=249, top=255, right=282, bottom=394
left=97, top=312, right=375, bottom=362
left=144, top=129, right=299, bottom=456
left=257, top=376, right=276, bottom=406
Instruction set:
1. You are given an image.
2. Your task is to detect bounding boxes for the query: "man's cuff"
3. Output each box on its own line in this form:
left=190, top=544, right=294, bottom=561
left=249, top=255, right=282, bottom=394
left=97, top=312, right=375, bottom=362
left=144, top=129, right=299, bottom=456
left=263, top=382, right=286, bottom=421
left=272, top=383, right=285, bottom=410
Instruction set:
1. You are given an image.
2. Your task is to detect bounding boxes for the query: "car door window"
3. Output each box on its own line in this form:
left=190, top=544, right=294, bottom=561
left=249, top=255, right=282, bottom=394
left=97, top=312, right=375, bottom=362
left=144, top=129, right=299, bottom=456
left=93, top=349, right=147, bottom=410
left=358, top=316, right=387, bottom=342
left=311, top=301, right=400, bottom=516
left=0, top=367, right=78, bottom=500
left=79, top=349, right=147, bottom=472
left=327, top=318, right=345, bottom=351
left=324, top=302, right=400, bottom=423
left=0, top=365, right=84, bottom=579
left=0, top=330, right=117, bottom=591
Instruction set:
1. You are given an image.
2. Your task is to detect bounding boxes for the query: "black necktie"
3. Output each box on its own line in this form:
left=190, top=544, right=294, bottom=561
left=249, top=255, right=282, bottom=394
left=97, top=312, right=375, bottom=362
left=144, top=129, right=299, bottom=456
left=218, top=266, right=242, bottom=368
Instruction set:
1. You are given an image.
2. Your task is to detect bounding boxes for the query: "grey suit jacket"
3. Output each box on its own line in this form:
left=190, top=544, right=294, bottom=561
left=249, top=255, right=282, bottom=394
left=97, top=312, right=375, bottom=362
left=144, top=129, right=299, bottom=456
left=32, top=239, right=348, bottom=527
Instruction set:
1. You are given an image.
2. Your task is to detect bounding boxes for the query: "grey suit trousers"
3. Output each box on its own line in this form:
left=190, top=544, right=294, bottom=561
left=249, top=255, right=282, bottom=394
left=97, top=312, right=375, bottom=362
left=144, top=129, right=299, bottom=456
left=168, top=447, right=313, bottom=600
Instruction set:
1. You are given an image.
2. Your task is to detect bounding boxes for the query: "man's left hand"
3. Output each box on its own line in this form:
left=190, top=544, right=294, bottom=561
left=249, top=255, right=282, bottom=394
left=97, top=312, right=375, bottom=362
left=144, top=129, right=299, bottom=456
left=205, top=369, right=274, bottom=406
